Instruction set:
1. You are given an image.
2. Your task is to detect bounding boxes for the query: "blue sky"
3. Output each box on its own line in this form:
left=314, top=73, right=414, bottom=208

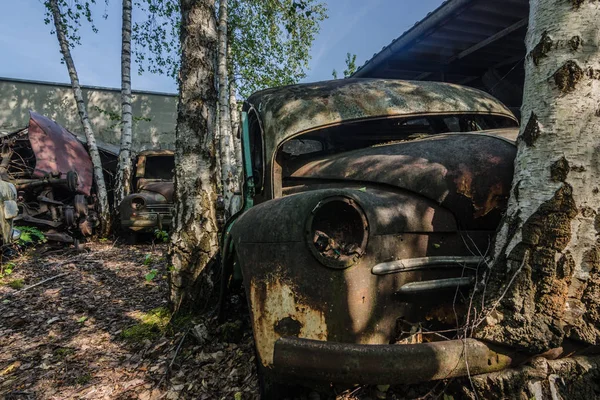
left=0, top=0, right=445, bottom=94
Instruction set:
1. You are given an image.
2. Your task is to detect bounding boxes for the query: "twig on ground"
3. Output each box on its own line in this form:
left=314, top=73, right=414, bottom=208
left=1, top=272, right=68, bottom=300
left=157, top=328, right=190, bottom=388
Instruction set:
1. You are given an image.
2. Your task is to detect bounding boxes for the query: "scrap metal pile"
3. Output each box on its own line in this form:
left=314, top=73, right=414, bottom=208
left=0, top=111, right=98, bottom=244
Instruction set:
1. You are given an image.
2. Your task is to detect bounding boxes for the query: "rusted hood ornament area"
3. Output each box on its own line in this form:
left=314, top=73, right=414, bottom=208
left=0, top=111, right=98, bottom=245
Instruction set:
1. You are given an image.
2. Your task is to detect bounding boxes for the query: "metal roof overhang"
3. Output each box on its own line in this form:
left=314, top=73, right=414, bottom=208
left=352, top=0, right=529, bottom=112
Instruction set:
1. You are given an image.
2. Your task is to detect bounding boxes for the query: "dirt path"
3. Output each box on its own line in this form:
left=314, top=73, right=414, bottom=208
left=0, top=242, right=258, bottom=400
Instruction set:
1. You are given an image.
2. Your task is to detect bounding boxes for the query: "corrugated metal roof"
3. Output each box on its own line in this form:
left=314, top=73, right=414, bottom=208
left=353, top=0, right=528, bottom=110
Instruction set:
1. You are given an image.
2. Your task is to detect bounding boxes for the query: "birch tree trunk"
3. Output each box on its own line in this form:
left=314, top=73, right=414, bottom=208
left=48, top=0, right=111, bottom=236
left=229, top=77, right=243, bottom=215
left=115, top=0, right=134, bottom=210
left=475, top=0, right=600, bottom=354
left=169, top=0, right=220, bottom=312
left=217, top=0, right=238, bottom=219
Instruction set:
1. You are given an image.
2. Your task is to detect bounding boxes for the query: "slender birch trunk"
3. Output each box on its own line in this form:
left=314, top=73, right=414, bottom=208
left=116, top=0, right=134, bottom=210
left=229, top=77, right=243, bottom=215
left=475, top=0, right=600, bottom=354
left=217, top=0, right=238, bottom=219
left=169, top=0, right=220, bottom=312
left=48, top=0, right=111, bottom=236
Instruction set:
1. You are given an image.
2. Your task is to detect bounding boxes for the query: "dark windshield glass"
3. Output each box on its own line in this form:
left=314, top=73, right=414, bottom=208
left=144, top=156, right=174, bottom=180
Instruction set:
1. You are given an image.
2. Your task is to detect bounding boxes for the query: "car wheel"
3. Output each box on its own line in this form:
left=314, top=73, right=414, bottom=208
left=66, top=171, right=79, bottom=193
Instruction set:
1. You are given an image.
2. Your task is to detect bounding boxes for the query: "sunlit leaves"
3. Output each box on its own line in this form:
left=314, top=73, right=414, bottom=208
left=42, top=0, right=109, bottom=48
left=132, top=0, right=327, bottom=97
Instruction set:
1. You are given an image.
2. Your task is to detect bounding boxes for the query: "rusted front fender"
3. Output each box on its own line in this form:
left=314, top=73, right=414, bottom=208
left=273, top=337, right=520, bottom=384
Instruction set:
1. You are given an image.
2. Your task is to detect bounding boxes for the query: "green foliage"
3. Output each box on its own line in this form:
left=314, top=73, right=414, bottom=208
left=143, top=253, right=153, bottom=265
left=132, top=0, right=327, bottom=97
left=0, top=262, right=15, bottom=278
left=43, top=0, right=108, bottom=48
left=7, top=279, right=24, bottom=290
left=90, top=105, right=152, bottom=130
left=332, top=52, right=358, bottom=79
left=153, top=229, right=169, bottom=243
left=145, top=269, right=158, bottom=281
left=229, top=0, right=328, bottom=97
left=121, top=306, right=171, bottom=342
left=343, top=52, right=357, bottom=77
left=15, top=226, right=47, bottom=246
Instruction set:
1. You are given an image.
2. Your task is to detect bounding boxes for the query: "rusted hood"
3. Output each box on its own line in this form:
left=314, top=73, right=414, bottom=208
left=137, top=179, right=174, bottom=202
left=28, top=111, right=93, bottom=196
left=287, top=131, right=517, bottom=229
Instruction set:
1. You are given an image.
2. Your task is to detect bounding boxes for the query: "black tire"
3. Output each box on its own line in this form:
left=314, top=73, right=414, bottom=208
left=66, top=171, right=78, bottom=193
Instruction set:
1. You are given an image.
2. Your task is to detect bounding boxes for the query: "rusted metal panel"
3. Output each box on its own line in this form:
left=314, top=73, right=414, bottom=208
left=245, top=78, right=517, bottom=165
left=273, top=337, right=519, bottom=384
left=28, top=111, right=93, bottom=196
left=137, top=180, right=174, bottom=202
left=287, top=133, right=516, bottom=229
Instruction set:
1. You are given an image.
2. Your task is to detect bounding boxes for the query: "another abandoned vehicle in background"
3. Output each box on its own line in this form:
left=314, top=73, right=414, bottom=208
left=120, top=150, right=174, bottom=241
left=220, top=79, right=522, bottom=396
left=0, top=179, right=20, bottom=243
left=0, top=112, right=98, bottom=245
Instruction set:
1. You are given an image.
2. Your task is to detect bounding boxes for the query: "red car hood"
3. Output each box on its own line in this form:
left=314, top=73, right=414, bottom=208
left=28, top=111, right=93, bottom=196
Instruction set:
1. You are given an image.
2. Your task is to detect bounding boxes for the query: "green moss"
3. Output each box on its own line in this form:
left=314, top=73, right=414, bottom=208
left=121, top=307, right=171, bottom=342
left=7, top=279, right=24, bottom=290
left=54, top=347, right=75, bottom=359
left=75, top=373, right=92, bottom=385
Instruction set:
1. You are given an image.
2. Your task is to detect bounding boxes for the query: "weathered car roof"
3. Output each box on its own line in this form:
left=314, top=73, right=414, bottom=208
left=245, top=78, right=517, bottom=156
left=139, top=149, right=174, bottom=157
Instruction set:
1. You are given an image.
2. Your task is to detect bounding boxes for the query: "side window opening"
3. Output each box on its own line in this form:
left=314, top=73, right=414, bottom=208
left=248, top=110, right=264, bottom=193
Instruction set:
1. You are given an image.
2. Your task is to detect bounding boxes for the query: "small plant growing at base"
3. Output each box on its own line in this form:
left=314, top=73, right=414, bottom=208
left=153, top=229, right=169, bottom=243
left=0, top=262, right=15, bottom=278
left=145, top=269, right=158, bottom=281
left=14, top=226, right=47, bottom=246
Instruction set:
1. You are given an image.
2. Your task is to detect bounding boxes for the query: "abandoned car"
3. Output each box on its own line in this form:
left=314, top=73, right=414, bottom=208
left=221, top=79, right=523, bottom=394
left=0, top=179, right=20, bottom=243
left=0, top=111, right=98, bottom=244
left=120, top=150, right=174, bottom=239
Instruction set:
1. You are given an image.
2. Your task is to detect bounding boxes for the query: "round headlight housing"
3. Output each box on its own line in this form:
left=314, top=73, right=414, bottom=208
left=131, top=196, right=146, bottom=210
left=305, top=196, right=369, bottom=269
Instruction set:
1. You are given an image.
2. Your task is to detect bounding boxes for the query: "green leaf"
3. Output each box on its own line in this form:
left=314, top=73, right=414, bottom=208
left=358, top=187, right=367, bottom=192
left=77, top=316, right=88, bottom=323
left=145, top=269, right=158, bottom=282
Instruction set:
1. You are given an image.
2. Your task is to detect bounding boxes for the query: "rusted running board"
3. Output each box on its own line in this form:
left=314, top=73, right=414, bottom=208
left=273, top=337, right=518, bottom=384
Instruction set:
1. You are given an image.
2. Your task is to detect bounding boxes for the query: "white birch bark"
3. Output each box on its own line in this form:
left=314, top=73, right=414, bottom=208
left=116, top=0, right=134, bottom=210
left=229, top=77, right=243, bottom=215
left=169, top=0, right=220, bottom=311
left=48, top=0, right=111, bottom=236
left=476, top=0, right=600, bottom=352
left=216, top=0, right=239, bottom=218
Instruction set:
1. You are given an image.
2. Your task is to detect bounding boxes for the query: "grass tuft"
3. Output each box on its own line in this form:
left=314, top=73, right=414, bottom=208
left=121, top=307, right=171, bottom=342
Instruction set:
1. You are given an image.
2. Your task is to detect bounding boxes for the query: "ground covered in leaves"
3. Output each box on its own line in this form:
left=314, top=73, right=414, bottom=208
left=0, top=241, right=258, bottom=400
left=0, top=241, right=470, bottom=400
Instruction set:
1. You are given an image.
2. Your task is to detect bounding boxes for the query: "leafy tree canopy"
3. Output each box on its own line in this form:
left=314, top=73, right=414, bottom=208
left=43, top=0, right=108, bottom=48
left=133, top=0, right=327, bottom=97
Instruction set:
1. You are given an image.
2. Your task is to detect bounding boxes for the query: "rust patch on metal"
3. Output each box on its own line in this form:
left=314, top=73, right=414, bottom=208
left=249, top=276, right=327, bottom=367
